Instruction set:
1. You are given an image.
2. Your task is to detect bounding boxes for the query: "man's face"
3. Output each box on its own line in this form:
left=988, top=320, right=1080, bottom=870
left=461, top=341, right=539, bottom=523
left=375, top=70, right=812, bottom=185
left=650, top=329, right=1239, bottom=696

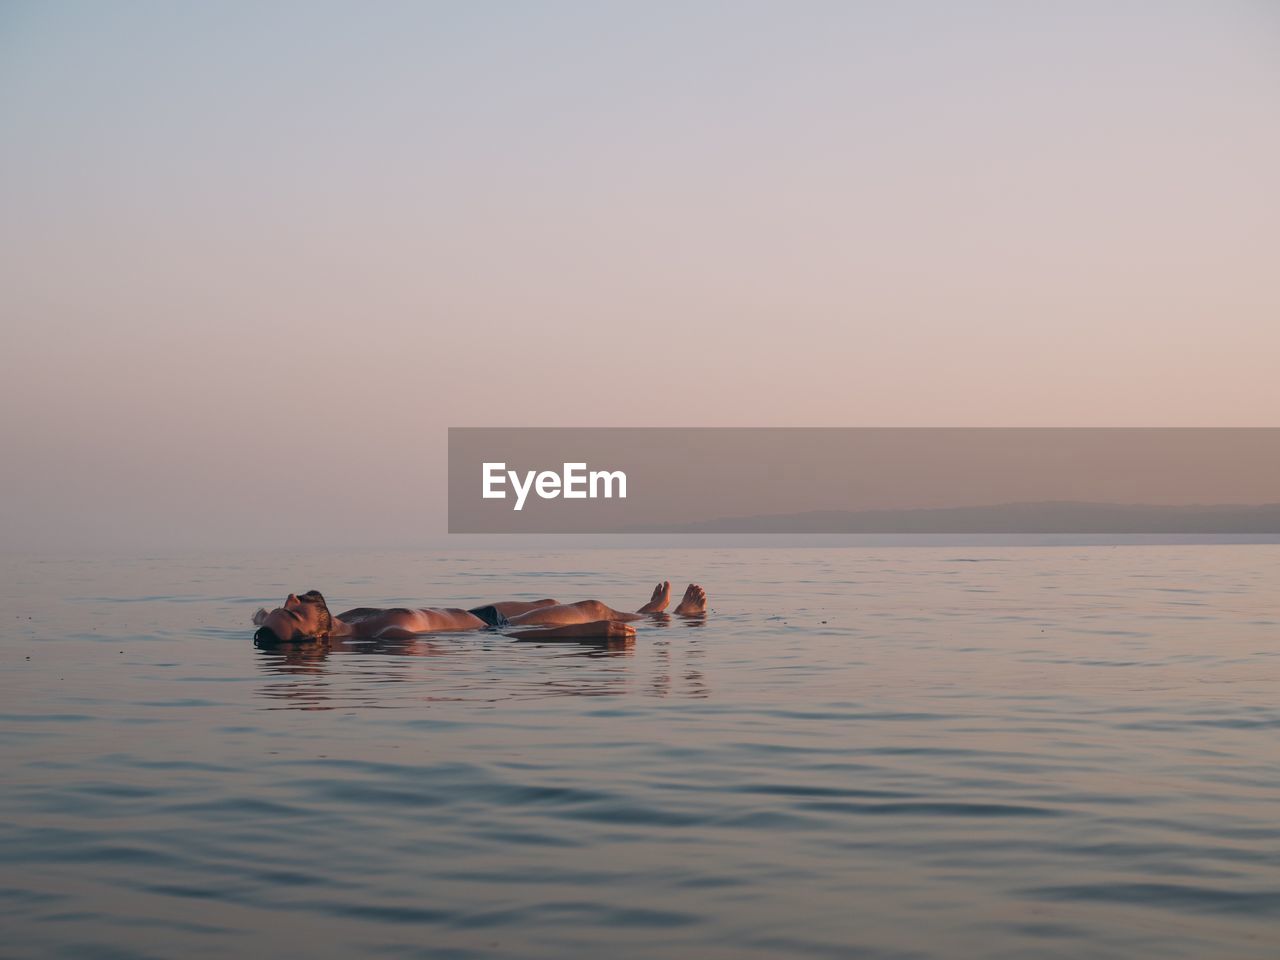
left=255, top=594, right=327, bottom=643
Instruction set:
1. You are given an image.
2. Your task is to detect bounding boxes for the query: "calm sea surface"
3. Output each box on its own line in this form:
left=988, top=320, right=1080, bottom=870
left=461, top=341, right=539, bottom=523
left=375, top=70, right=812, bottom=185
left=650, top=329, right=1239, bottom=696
left=2, top=547, right=1278, bottom=959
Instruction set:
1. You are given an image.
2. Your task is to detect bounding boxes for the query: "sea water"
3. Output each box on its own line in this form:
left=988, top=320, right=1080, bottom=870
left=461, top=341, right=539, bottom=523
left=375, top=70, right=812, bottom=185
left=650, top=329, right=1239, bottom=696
left=3, top=547, right=1278, bottom=959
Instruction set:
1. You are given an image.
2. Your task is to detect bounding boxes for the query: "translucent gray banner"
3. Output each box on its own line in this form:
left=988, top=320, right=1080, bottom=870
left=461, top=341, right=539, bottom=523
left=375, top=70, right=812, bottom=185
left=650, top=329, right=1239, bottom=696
left=448, top=428, right=1280, bottom=534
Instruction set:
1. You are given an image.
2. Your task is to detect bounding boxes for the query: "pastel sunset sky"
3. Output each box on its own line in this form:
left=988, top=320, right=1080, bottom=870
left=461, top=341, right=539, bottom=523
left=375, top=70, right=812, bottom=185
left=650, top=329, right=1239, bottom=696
left=2, top=2, right=1277, bottom=550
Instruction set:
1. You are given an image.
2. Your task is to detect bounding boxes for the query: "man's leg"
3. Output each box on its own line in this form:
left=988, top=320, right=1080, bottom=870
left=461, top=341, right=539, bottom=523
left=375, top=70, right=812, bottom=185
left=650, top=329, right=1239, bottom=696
left=505, top=581, right=664, bottom=627
left=506, top=581, right=696, bottom=627
left=507, top=599, right=642, bottom=627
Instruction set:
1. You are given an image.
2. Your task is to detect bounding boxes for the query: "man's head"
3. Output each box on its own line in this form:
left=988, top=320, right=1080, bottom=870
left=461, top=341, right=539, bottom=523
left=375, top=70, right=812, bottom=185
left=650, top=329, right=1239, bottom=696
left=254, top=589, right=333, bottom=645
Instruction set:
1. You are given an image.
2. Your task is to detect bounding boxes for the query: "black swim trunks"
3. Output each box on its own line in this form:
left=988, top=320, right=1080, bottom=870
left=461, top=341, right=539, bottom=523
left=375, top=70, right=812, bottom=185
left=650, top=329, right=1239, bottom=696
left=467, top=604, right=510, bottom=629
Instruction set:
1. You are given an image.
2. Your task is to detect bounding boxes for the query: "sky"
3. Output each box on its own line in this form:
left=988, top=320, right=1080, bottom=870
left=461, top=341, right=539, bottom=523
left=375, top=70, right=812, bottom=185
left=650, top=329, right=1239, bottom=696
left=1, top=1, right=1278, bottom=552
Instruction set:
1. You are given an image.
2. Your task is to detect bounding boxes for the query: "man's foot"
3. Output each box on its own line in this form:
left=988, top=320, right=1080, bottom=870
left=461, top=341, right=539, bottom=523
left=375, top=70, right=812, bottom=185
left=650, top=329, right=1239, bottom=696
left=673, top=583, right=707, bottom=617
left=637, top=580, right=671, bottom=615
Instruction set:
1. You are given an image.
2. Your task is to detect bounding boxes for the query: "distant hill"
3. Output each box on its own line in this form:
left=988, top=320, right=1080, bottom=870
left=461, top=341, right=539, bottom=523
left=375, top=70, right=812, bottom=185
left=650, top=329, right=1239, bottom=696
left=660, top=501, right=1280, bottom=534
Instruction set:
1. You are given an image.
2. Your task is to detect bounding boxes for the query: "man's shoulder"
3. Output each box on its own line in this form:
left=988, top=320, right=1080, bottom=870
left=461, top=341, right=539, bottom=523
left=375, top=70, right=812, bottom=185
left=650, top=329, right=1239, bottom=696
left=338, top=606, right=420, bottom=618
left=336, top=607, right=389, bottom=624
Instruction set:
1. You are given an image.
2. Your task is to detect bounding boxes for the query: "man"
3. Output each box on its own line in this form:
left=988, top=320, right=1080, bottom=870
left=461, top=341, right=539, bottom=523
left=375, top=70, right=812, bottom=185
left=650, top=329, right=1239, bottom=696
left=252, top=580, right=708, bottom=645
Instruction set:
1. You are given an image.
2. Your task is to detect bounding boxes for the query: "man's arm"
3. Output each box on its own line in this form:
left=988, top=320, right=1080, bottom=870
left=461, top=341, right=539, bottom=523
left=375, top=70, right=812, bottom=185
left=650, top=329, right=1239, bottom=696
left=507, top=620, right=636, bottom=642
left=489, top=599, right=559, bottom=618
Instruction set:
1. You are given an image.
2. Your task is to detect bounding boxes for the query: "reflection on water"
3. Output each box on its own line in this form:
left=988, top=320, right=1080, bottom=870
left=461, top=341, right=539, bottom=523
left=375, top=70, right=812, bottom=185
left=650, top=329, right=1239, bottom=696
left=2, top=547, right=1279, bottom=960
left=254, top=628, right=709, bottom=710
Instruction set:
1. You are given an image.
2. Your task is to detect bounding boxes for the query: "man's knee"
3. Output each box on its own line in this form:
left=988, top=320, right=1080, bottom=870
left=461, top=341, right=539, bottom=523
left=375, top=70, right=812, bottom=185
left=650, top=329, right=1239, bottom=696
left=574, top=599, right=609, bottom=618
